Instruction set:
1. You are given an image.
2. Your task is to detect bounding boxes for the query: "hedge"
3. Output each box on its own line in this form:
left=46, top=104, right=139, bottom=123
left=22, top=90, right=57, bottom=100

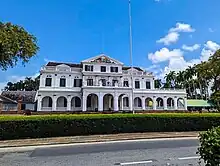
left=1, top=113, right=220, bottom=140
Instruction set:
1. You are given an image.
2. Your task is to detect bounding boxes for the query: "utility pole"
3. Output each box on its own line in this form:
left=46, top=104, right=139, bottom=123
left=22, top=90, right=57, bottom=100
left=128, top=0, right=134, bottom=114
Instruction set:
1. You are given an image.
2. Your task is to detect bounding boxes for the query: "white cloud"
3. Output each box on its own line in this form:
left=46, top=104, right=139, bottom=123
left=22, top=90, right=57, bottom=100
left=157, top=23, right=195, bottom=46
left=201, top=41, right=220, bottom=61
left=169, top=23, right=195, bottom=33
left=182, top=44, right=200, bottom=52
left=156, top=32, right=179, bottom=45
left=208, top=28, right=214, bottom=33
left=148, top=48, right=183, bottom=63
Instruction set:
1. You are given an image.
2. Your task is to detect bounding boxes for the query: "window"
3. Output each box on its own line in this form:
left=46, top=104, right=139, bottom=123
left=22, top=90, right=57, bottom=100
left=60, top=78, right=66, bottom=87
left=75, top=97, right=81, bottom=107
left=146, top=81, right=151, bottom=89
left=87, top=95, right=91, bottom=107
left=101, top=79, right=106, bottom=86
left=74, top=79, right=82, bottom=87
left=123, top=81, right=129, bottom=87
left=135, top=81, right=140, bottom=89
left=87, top=79, right=93, bottom=86
left=112, top=80, right=118, bottom=86
left=110, top=67, right=118, bottom=73
left=85, top=65, right=93, bottom=71
left=45, top=78, right=52, bottom=86
left=101, top=66, right=106, bottom=72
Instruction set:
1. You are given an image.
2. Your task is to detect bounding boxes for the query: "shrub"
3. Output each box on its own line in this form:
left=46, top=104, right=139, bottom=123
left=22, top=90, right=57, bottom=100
left=198, top=126, right=220, bottom=166
left=1, top=113, right=220, bottom=140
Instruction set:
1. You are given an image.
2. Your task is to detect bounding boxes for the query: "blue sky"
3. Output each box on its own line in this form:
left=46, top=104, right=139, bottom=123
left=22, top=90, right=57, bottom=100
left=1, top=0, right=220, bottom=90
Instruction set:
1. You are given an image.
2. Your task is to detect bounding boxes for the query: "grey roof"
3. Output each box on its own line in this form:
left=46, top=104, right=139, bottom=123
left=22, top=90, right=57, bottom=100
left=0, top=95, right=17, bottom=104
left=122, top=66, right=144, bottom=71
left=1, top=91, right=36, bottom=103
left=46, top=62, right=82, bottom=68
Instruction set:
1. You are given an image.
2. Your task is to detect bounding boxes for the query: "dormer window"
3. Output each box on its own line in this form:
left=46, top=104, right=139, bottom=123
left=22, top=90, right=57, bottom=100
left=101, top=66, right=106, bottom=72
left=85, top=65, right=93, bottom=71
left=110, top=67, right=118, bottom=73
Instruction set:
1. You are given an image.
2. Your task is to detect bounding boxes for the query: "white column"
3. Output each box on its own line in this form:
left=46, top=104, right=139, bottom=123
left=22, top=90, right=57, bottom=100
left=52, top=96, right=57, bottom=111
left=153, top=96, right=157, bottom=110
left=129, top=95, right=133, bottom=111
left=184, top=97, right=187, bottom=110
left=37, top=97, right=42, bottom=111
left=121, top=97, right=124, bottom=110
left=82, top=94, right=87, bottom=112
left=67, top=96, right=71, bottom=111
left=174, top=97, right=178, bottom=110
left=164, top=97, right=168, bottom=110
left=98, top=93, right=103, bottom=111
left=142, top=97, right=145, bottom=110
left=114, top=95, right=119, bottom=111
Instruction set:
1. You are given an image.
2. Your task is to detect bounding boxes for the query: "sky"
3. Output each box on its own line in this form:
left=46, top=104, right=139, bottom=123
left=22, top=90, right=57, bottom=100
left=1, top=0, right=220, bottom=90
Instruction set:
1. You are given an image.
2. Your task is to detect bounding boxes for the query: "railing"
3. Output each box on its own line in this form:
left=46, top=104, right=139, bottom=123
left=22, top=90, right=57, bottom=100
left=41, top=107, right=52, bottom=111
left=145, top=106, right=153, bottom=110
left=156, top=106, right=164, bottom=110
left=56, top=107, right=67, bottom=111
left=167, top=106, right=175, bottom=110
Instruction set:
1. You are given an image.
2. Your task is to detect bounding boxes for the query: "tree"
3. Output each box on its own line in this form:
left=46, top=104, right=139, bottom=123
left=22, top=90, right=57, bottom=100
left=154, top=79, right=162, bottom=89
left=0, top=22, right=39, bottom=70
left=4, top=76, right=39, bottom=91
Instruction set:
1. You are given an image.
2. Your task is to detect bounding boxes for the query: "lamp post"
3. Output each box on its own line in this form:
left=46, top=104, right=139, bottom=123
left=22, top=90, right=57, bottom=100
left=128, top=0, right=134, bottom=114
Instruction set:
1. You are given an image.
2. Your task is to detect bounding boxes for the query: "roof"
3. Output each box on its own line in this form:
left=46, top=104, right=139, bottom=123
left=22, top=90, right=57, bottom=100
left=46, top=62, right=82, bottom=68
left=0, top=95, right=17, bottom=104
left=122, top=66, right=144, bottom=71
left=1, top=91, right=37, bottom=103
left=187, top=100, right=213, bottom=107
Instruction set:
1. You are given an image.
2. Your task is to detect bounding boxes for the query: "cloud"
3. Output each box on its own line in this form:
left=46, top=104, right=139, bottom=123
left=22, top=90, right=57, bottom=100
left=201, top=41, right=220, bottom=61
left=156, top=32, right=179, bottom=45
left=208, top=28, right=214, bottom=33
left=157, top=23, right=195, bottom=45
left=169, top=23, right=195, bottom=33
left=150, top=40, right=220, bottom=79
left=182, top=44, right=200, bottom=52
left=148, top=48, right=183, bottom=63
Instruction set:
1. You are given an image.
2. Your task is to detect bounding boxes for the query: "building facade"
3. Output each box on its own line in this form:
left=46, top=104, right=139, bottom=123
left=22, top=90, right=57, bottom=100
left=36, top=54, right=187, bottom=112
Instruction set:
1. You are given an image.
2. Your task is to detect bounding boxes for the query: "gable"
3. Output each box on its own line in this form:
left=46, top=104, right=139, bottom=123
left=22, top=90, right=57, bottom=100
left=0, top=95, right=17, bottom=104
left=82, top=54, right=123, bottom=65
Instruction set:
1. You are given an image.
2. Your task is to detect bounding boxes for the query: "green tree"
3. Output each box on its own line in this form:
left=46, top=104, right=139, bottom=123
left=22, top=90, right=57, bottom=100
left=154, top=79, right=162, bottom=89
left=0, top=22, right=39, bottom=70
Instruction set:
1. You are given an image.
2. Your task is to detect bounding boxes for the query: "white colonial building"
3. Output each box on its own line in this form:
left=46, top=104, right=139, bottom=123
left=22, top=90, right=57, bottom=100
left=36, top=54, right=187, bottom=112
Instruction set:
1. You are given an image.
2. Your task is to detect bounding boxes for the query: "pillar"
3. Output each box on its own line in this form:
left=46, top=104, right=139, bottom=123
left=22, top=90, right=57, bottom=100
left=129, top=95, right=133, bottom=111
left=164, top=97, right=167, bottom=110
left=0, top=101, right=3, bottom=113
left=114, top=95, right=119, bottom=111
left=17, top=99, right=22, bottom=114
left=82, top=94, right=87, bottom=112
left=98, top=93, right=103, bottom=111
left=52, top=96, right=57, bottom=111
left=121, top=97, right=124, bottom=110
left=37, top=97, right=42, bottom=111
left=142, top=97, right=145, bottom=110
left=184, top=97, right=187, bottom=110
left=153, top=96, right=157, bottom=110
left=67, top=96, right=71, bottom=111
left=174, top=97, right=178, bottom=110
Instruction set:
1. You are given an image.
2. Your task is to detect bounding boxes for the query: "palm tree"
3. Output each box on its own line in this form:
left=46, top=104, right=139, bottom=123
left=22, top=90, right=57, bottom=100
left=164, top=71, right=176, bottom=88
left=154, top=79, right=162, bottom=89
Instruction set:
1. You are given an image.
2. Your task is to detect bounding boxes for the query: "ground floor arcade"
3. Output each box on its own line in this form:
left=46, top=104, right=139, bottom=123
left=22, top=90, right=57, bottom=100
left=37, top=92, right=187, bottom=111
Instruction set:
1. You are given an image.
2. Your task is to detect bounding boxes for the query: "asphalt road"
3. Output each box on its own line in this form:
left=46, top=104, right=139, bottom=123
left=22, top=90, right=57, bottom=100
left=0, top=138, right=203, bottom=166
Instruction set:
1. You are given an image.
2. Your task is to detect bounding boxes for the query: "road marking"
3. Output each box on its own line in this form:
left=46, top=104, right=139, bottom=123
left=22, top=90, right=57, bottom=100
left=0, top=137, right=198, bottom=153
left=119, top=160, right=153, bottom=165
left=178, top=156, right=200, bottom=160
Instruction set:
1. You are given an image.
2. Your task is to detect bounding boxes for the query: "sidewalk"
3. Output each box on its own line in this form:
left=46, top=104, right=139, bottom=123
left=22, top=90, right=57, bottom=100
left=0, top=132, right=199, bottom=148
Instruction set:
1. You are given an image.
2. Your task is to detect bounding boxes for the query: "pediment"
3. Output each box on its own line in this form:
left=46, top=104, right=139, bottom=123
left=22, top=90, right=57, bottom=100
left=56, top=64, right=71, bottom=72
left=82, top=54, right=123, bottom=65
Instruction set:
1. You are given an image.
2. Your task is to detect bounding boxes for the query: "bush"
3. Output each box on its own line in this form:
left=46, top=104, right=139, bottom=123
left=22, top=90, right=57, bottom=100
left=1, top=113, right=220, bottom=140
left=198, top=126, right=220, bottom=166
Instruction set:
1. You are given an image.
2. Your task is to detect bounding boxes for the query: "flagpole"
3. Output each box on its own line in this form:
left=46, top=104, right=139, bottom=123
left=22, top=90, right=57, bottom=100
left=128, top=0, right=134, bottom=114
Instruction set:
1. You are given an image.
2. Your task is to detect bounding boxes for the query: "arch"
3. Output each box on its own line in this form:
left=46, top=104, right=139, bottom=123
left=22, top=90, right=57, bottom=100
left=156, top=97, right=164, bottom=109
left=177, top=97, right=185, bottom=109
left=134, top=97, right=142, bottom=108
left=41, top=96, right=52, bottom=108
left=71, top=96, right=81, bottom=110
left=57, top=96, right=67, bottom=110
left=145, top=97, right=153, bottom=109
left=167, top=97, right=174, bottom=109
left=103, top=94, right=114, bottom=111
left=87, top=94, right=98, bottom=111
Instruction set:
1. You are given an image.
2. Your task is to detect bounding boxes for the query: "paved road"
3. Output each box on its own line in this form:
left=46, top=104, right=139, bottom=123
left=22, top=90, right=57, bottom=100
left=0, top=138, right=203, bottom=166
